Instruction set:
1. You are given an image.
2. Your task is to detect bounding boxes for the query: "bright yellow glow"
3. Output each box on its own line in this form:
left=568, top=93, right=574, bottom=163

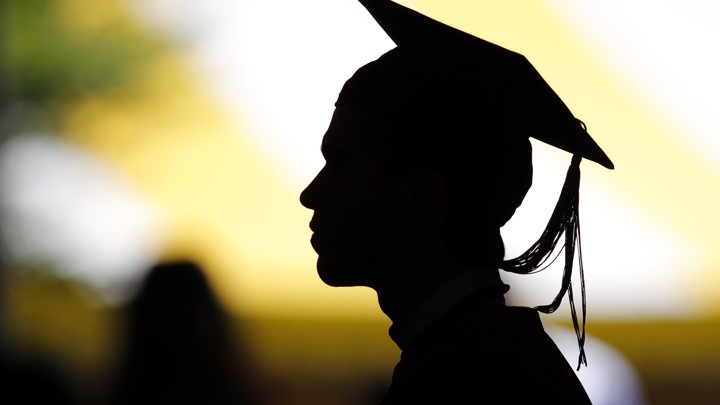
left=54, top=0, right=132, bottom=32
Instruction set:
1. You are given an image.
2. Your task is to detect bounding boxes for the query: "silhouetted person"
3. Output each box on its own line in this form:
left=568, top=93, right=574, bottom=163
left=300, top=1, right=614, bottom=403
left=107, top=260, right=263, bottom=405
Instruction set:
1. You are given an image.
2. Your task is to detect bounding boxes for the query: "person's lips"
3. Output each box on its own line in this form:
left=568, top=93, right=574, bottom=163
left=310, top=232, right=321, bottom=253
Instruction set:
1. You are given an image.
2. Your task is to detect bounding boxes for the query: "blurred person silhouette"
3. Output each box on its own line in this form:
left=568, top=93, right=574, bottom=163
left=106, top=259, right=265, bottom=405
left=300, top=1, right=615, bottom=403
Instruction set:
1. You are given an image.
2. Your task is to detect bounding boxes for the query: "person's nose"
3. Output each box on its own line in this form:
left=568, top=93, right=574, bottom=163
left=300, top=166, right=327, bottom=210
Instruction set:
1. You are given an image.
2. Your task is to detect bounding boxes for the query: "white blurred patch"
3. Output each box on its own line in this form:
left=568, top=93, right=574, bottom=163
left=549, top=0, right=720, bottom=177
left=545, top=324, right=648, bottom=405
left=0, top=135, right=165, bottom=304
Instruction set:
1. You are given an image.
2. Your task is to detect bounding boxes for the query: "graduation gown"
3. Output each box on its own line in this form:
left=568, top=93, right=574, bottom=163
left=381, top=272, right=592, bottom=404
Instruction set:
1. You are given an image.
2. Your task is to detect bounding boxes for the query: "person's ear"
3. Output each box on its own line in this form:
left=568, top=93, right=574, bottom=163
left=407, top=171, right=445, bottom=222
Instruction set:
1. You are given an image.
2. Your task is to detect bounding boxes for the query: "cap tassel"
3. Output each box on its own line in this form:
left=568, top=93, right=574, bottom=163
left=500, top=154, right=587, bottom=370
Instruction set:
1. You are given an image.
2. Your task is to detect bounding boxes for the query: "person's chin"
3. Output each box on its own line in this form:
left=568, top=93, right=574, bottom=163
left=316, top=255, right=365, bottom=287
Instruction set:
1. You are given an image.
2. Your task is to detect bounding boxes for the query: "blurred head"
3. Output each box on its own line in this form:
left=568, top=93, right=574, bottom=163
left=112, top=260, right=252, bottom=405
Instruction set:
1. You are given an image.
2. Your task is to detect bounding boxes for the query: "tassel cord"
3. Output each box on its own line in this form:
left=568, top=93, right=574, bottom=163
left=499, top=155, right=587, bottom=369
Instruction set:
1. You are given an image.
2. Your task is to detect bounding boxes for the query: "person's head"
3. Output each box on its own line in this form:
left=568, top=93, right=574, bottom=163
left=301, top=48, right=534, bottom=288
left=112, top=260, right=256, bottom=405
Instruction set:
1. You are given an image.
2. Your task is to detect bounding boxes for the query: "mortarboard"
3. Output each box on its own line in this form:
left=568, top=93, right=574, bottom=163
left=335, top=0, right=614, bottom=369
left=342, top=0, right=613, bottom=169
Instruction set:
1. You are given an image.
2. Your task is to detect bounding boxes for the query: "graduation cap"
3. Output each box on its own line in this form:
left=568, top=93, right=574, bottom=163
left=342, top=0, right=613, bottom=169
left=335, top=0, right=614, bottom=369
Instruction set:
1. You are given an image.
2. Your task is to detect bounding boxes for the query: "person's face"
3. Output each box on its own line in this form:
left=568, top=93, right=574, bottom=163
left=300, top=107, right=413, bottom=288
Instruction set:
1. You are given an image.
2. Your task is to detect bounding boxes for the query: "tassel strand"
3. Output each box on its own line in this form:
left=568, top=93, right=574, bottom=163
left=500, top=154, right=587, bottom=369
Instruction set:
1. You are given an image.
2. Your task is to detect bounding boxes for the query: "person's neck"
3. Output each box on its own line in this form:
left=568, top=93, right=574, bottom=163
left=374, top=251, right=470, bottom=334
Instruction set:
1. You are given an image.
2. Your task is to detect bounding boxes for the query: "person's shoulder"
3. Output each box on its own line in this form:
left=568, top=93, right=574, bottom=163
left=397, top=302, right=592, bottom=403
left=394, top=336, right=591, bottom=405
left=401, top=302, right=553, bottom=376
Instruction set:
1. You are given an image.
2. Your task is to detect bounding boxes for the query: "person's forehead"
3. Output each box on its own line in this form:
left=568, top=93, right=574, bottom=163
left=321, top=107, right=391, bottom=159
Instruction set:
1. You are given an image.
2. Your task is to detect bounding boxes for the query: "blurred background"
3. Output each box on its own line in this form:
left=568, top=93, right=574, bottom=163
left=0, top=0, right=718, bottom=404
